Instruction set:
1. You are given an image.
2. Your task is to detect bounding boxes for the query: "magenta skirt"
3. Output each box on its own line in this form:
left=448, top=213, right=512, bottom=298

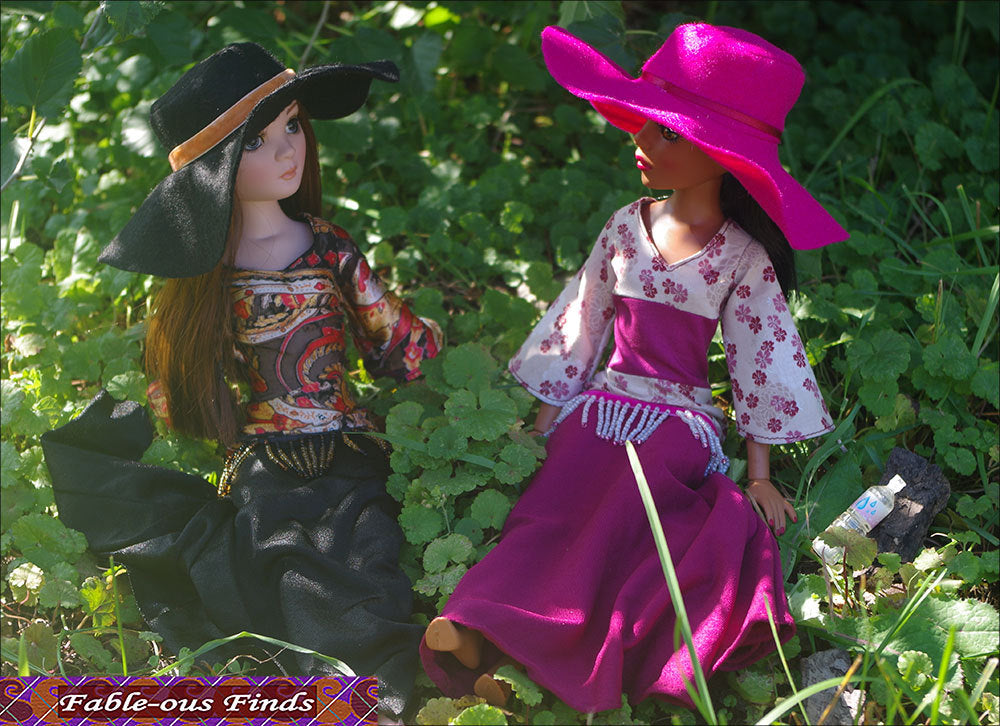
left=419, top=403, right=795, bottom=712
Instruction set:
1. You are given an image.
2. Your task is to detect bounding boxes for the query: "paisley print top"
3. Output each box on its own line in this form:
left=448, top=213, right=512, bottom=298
left=229, top=215, right=440, bottom=437
left=509, top=198, right=833, bottom=444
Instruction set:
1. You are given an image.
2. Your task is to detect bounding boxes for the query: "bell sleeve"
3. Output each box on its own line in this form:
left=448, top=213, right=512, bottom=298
left=721, top=242, right=834, bottom=444
left=509, top=227, right=617, bottom=405
left=330, top=235, right=442, bottom=382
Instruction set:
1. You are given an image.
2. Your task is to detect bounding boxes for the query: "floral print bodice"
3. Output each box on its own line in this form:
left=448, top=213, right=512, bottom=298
left=230, top=215, right=440, bottom=437
left=509, top=198, right=832, bottom=444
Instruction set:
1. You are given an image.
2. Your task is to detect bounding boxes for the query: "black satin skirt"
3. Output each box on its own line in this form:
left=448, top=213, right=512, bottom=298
left=40, top=390, right=420, bottom=718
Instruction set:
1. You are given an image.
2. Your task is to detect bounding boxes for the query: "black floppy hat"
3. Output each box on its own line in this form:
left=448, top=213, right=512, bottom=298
left=99, top=43, right=399, bottom=278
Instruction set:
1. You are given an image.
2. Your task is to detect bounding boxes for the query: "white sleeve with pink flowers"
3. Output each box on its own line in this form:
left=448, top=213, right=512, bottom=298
left=508, top=228, right=617, bottom=405
left=721, top=242, right=834, bottom=444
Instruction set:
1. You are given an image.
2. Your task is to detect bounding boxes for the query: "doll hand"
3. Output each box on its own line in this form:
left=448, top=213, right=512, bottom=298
left=746, top=479, right=797, bottom=535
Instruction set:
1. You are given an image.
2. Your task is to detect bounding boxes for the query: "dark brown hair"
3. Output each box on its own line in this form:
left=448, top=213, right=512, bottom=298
left=719, top=172, right=797, bottom=296
left=144, top=111, right=322, bottom=446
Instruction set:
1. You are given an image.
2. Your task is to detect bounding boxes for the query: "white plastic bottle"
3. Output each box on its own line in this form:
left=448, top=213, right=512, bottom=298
left=812, top=474, right=907, bottom=565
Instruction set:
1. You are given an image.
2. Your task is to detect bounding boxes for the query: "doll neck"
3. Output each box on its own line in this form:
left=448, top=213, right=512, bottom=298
left=645, top=177, right=725, bottom=263
left=643, top=177, right=725, bottom=265
left=660, top=174, right=725, bottom=228
left=232, top=199, right=313, bottom=271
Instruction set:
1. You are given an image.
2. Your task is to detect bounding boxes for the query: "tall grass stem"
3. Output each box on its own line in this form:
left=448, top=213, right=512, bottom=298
left=110, top=557, right=128, bottom=676
left=972, top=273, right=999, bottom=357
left=624, top=440, right=717, bottom=724
left=754, top=674, right=871, bottom=725
left=762, top=595, right=808, bottom=725
left=805, top=79, right=918, bottom=188
left=149, top=631, right=355, bottom=678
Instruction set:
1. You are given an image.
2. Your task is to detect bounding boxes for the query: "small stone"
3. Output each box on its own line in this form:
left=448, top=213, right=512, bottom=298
left=871, top=448, right=951, bottom=563
left=800, top=648, right=865, bottom=724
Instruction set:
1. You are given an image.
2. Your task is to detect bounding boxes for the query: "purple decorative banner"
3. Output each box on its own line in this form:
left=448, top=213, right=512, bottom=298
left=0, top=676, right=377, bottom=726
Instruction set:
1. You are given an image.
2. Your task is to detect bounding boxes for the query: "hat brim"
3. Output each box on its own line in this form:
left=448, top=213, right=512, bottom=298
left=100, top=61, right=399, bottom=278
left=541, top=26, right=847, bottom=250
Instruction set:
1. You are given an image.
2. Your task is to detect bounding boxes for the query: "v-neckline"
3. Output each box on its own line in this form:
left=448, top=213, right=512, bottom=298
left=637, top=198, right=730, bottom=270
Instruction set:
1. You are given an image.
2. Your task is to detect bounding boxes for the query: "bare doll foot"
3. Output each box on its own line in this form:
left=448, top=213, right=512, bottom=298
left=473, top=673, right=511, bottom=708
left=473, top=658, right=518, bottom=708
left=424, top=617, right=484, bottom=670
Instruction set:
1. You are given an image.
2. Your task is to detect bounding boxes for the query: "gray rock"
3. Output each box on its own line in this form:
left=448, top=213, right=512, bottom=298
left=870, top=448, right=951, bottom=563
left=801, top=648, right=865, bottom=724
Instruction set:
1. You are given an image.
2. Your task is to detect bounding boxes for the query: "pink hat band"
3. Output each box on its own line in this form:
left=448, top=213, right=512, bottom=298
left=639, top=70, right=782, bottom=141
left=540, top=24, right=848, bottom=250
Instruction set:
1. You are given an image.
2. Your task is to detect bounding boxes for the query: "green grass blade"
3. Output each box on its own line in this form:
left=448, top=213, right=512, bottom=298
left=972, top=272, right=999, bottom=356
left=928, top=225, right=1000, bottom=246
left=805, top=78, right=919, bottom=187
left=970, top=657, right=999, bottom=705
left=110, top=556, right=127, bottom=676
left=874, top=656, right=913, bottom=725
left=839, top=196, right=919, bottom=260
left=18, top=631, right=29, bottom=677
left=929, top=626, right=957, bottom=724
left=948, top=687, right=986, bottom=726
left=877, top=260, right=999, bottom=277
left=958, top=181, right=991, bottom=264
left=755, top=674, right=871, bottom=725
left=901, top=185, right=947, bottom=239
left=149, top=631, right=356, bottom=678
left=762, top=595, right=809, bottom=725
left=625, top=440, right=716, bottom=724
left=876, top=569, right=948, bottom=657
left=795, top=404, right=860, bottom=502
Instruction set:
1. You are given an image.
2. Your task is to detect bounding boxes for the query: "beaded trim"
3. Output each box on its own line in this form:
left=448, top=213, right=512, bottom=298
left=547, top=393, right=730, bottom=476
left=216, top=431, right=392, bottom=498
left=218, top=441, right=259, bottom=498
left=264, top=431, right=340, bottom=481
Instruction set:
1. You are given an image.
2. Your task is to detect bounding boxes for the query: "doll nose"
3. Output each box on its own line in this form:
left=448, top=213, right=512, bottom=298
left=275, top=135, right=295, bottom=159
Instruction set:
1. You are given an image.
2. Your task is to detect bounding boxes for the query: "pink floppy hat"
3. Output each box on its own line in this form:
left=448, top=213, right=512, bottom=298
left=540, top=24, right=848, bottom=250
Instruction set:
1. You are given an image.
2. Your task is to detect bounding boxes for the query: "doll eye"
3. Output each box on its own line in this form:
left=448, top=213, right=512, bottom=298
left=285, top=117, right=300, bottom=134
left=659, top=125, right=681, bottom=142
left=243, top=135, right=263, bottom=152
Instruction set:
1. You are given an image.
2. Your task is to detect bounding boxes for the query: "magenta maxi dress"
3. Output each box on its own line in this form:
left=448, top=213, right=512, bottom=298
left=420, top=198, right=834, bottom=711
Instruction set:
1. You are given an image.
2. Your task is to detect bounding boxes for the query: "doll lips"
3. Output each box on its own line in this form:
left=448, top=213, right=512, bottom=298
left=281, top=166, right=297, bottom=180
left=635, top=154, right=652, bottom=171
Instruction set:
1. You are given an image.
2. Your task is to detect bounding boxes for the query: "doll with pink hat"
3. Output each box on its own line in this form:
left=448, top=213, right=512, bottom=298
left=420, top=23, right=847, bottom=711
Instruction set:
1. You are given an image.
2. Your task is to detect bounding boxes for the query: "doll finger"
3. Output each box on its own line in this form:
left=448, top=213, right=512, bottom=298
left=783, top=499, right=798, bottom=523
left=769, top=500, right=786, bottom=530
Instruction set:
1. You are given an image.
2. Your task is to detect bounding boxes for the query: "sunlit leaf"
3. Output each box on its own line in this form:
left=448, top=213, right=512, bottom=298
left=2, top=28, right=82, bottom=115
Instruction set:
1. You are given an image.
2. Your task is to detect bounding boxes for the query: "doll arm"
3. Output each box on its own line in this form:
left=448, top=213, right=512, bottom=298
left=332, top=235, right=442, bottom=382
left=744, top=438, right=797, bottom=534
left=146, top=380, right=172, bottom=428
left=508, top=215, right=618, bottom=405
left=531, top=402, right=561, bottom=434
left=721, top=241, right=833, bottom=444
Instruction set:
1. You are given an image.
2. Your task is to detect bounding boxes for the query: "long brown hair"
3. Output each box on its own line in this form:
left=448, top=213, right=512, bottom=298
left=144, top=111, right=322, bottom=446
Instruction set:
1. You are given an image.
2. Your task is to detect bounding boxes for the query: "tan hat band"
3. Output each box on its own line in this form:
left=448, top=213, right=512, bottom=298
left=640, top=70, right=782, bottom=141
left=168, top=68, right=296, bottom=171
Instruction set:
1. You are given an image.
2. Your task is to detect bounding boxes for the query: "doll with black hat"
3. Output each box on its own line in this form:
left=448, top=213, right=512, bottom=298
left=41, top=43, right=440, bottom=721
left=420, top=24, right=848, bottom=711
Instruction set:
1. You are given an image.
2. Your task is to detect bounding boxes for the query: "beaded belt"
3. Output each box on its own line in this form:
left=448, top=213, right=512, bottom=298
left=217, top=430, right=391, bottom=497
left=547, top=392, right=730, bottom=477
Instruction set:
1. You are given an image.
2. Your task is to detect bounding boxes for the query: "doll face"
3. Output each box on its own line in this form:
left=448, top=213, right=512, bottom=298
left=235, top=101, right=306, bottom=203
left=633, top=120, right=726, bottom=192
